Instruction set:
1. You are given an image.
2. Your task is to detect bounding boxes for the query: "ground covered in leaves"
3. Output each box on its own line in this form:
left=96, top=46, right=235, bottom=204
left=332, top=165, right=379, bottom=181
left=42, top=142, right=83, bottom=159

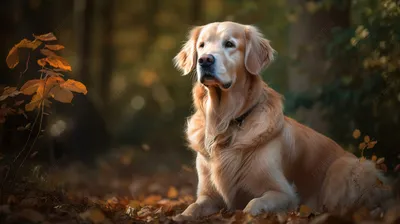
left=0, top=147, right=399, bottom=224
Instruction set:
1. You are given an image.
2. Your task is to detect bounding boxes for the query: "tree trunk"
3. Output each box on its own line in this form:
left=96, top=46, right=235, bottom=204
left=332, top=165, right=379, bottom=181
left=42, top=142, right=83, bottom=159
left=287, top=0, right=350, bottom=133
left=99, top=0, right=115, bottom=109
left=74, top=0, right=94, bottom=86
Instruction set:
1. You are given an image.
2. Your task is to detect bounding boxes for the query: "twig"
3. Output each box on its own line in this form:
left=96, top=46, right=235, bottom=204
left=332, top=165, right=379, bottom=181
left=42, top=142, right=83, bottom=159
left=0, top=104, right=40, bottom=199
left=14, top=76, right=48, bottom=178
left=17, top=103, right=45, bottom=176
left=16, top=52, right=30, bottom=88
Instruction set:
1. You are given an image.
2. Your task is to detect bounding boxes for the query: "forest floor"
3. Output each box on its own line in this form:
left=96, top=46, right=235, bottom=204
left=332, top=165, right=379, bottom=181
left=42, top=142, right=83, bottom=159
left=0, top=148, right=399, bottom=224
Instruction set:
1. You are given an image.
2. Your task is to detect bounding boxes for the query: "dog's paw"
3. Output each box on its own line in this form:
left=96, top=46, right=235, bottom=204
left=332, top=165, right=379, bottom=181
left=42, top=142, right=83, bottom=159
left=243, top=198, right=269, bottom=216
left=173, top=202, right=208, bottom=222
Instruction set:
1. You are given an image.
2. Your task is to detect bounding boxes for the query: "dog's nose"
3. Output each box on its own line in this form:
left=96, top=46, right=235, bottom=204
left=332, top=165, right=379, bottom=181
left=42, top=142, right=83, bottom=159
left=198, top=54, right=215, bottom=67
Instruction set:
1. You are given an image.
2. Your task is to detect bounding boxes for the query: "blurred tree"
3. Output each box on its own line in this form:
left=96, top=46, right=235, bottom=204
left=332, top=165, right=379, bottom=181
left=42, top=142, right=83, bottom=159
left=287, top=0, right=400, bottom=172
left=99, top=0, right=115, bottom=110
left=74, top=0, right=94, bottom=86
left=286, top=0, right=351, bottom=132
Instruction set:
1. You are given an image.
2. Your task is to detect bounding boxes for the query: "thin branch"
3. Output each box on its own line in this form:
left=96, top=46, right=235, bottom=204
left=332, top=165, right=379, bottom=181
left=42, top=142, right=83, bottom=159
left=16, top=52, right=31, bottom=88
left=17, top=103, right=45, bottom=176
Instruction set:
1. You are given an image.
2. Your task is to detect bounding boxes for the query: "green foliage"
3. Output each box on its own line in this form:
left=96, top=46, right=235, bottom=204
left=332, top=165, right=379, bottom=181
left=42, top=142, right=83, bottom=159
left=288, top=0, right=400, bottom=171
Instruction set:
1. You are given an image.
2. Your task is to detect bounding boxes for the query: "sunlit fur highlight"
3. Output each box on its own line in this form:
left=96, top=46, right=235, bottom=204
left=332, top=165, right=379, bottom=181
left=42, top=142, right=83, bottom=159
left=173, top=21, right=393, bottom=221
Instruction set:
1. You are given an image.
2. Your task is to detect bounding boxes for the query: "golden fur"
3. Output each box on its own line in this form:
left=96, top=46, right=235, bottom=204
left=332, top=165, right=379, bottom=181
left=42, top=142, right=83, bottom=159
left=173, top=21, right=393, bottom=220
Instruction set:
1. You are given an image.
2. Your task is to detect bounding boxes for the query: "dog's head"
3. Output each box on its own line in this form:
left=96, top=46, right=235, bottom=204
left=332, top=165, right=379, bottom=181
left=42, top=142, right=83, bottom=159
left=173, top=21, right=275, bottom=90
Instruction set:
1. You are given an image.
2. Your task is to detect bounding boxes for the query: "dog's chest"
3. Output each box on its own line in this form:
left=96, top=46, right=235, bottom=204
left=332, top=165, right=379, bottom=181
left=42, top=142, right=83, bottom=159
left=209, top=150, right=266, bottom=205
left=208, top=140, right=284, bottom=208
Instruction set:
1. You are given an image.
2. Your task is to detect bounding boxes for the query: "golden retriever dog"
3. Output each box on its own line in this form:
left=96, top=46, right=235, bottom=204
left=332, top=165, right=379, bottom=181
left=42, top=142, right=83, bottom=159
left=173, top=21, right=393, bottom=220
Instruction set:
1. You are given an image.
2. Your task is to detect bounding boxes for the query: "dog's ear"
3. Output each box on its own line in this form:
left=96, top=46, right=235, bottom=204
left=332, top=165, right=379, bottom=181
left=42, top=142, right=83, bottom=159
left=244, top=25, right=276, bottom=76
left=173, top=26, right=203, bottom=75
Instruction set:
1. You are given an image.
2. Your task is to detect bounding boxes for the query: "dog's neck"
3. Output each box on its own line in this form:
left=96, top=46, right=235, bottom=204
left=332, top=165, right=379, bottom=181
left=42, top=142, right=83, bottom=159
left=197, top=74, right=264, bottom=151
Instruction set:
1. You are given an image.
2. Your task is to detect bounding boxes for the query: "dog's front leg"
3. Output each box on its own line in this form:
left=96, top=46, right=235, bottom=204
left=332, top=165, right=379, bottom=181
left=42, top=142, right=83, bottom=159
left=243, top=190, right=299, bottom=216
left=174, top=153, right=224, bottom=221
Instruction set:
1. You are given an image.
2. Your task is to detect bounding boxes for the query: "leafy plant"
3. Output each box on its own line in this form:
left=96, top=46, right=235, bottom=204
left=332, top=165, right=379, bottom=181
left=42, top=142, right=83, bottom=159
left=1, top=32, right=88, bottom=193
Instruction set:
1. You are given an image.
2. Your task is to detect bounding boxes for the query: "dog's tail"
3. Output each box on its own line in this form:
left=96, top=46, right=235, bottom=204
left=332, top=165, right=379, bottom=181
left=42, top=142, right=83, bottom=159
left=320, top=155, right=394, bottom=215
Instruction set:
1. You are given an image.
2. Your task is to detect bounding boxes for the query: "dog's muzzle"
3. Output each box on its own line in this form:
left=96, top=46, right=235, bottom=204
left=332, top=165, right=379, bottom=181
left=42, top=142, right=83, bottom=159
left=198, top=54, right=232, bottom=89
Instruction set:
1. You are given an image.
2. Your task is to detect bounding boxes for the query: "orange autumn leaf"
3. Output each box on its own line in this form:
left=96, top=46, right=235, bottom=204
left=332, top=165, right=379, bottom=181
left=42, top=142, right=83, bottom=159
left=142, top=195, right=162, bottom=205
left=45, top=44, right=65, bottom=51
left=33, top=32, right=57, bottom=41
left=352, top=129, right=361, bottom=139
left=6, top=47, right=19, bottom=69
left=25, top=93, right=43, bottom=111
left=16, top=39, right=42, bottom=49
left=40, top=49, right=57, bottom=57
left=47, top=76, right=65, bottom=84
left=359, top=142, right=367, bottom=150
left=167, top=186, right=178, bottom=199
left=37, top=58, right=47, bottom=67
left=49, top=86, right=73, bottom=103
left=20, top=80, right=44, bottom=95
left=60, top=79, right=88, bottom=94
left=0, top=87, right=20, bottom=101
left=299, top=204, right=312, bottom=218
left=45, top=56, right=72, bottom=71
left=79, top=208, right=105, bottom=224
left=367, top=140, right=377, bottom=149
left=6, top=39, right=42, bottom=69
left=39, top=69, right=64, bottom=77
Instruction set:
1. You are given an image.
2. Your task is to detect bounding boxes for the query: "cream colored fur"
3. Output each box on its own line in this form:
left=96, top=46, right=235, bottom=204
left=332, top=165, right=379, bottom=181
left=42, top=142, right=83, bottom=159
left=173, top=21, right=393, bottom=220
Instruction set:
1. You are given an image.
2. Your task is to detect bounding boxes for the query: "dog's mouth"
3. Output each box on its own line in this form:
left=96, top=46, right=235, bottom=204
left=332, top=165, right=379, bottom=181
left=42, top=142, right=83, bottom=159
left=200, top=73, right=232, bottom=90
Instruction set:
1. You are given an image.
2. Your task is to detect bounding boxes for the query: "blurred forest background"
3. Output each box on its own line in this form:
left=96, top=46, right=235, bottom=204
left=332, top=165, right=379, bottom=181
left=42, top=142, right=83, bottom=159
left=0, top=0, right=399, bottom=176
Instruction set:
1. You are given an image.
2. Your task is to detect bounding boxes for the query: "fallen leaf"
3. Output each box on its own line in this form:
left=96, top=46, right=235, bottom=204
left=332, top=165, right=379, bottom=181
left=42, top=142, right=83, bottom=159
left=18, top=209, right=45, bottom=223
left=367, top=140, right=377, bottom=149
left=359, top=142, right=367, bottom=150
left=79, top=208, right=105, bottom=224
left=167, top=186, right=178, bottom=199
left=33, top=32, right=57, bottom=41
left=60, top=79, right=87, bottom=94
left=45, top=44, right=65, bottom=51
left=299, top=205, right=312, bottom=218
left=127, top=200, right=141, bottom=210
left=352, top=129, right=361, bottom=139
left=376, top=157, right=385, bottom=165
left=142, top=195, right=162, bottom=205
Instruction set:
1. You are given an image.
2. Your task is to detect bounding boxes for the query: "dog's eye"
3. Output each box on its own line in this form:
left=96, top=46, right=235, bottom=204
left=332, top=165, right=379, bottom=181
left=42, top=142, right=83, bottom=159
left=199, top=42, right=205, bottom=48
left=224, top=41, right=235, bottom=48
